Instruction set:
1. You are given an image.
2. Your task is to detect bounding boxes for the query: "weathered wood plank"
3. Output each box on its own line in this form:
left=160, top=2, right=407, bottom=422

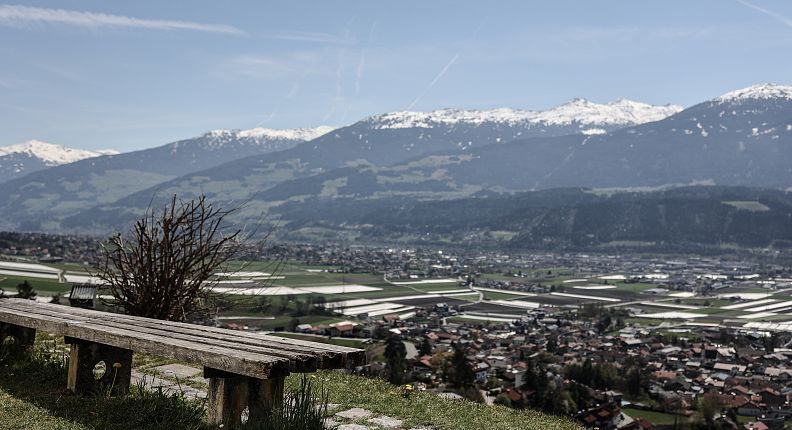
left=0, top=307, right=289, bottom=379
left=3, top=304, right=319, bottom=372
left=1, top=298, right=366, bottom=368
left=2, top=299, right=362, bottom=356
left=3, top=302, right=343, bottom=369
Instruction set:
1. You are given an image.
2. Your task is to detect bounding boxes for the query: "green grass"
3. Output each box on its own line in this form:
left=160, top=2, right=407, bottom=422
left=1, top=333, right=578, bottom=430
left=304, top=371, right=580, bottom=430
left=0, top=337, right=207, bottom=430
left=0, top=275, right=72, bottom=296
left=621, top=408, right=685, bottom=426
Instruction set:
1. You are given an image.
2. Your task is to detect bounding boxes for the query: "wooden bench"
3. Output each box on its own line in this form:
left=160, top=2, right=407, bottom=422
left=0, top=298, right=366, bottom=427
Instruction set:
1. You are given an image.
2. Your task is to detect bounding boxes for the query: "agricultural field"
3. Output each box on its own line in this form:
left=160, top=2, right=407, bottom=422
left=5, top=257, right=792, bottom=335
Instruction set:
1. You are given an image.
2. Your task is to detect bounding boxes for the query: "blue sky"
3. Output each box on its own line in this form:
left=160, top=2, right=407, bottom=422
left=1, top=0, right=792, bottom=152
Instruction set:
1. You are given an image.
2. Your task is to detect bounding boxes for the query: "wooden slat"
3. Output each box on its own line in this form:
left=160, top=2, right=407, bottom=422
left=3, top=301, right=345, bottom=368
left=0, top=306, right=289, bottom=379
left=1, top=299, right=366, bottom=368
left=6, top=299, right=361, bottom=354
left=1, top=302, right=320, bottom=372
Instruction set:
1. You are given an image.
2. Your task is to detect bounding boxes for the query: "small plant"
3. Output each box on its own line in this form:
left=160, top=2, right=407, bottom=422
left=16, top=280, right=37, bottom=300
left=240, top=375, right=328, bottom=430
left=401, top=383, right=414, bottom=399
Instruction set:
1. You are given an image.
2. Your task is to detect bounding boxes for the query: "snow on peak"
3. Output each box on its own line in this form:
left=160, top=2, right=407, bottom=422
left=206, top=126, right=334, bottom=142
left=715, top=83, right=792, bottom=102
left=366, top=108, right=537, bottom=129
left=0, top=140, right=116, bottom=166
left=366, top=99, right=682, bottom=130
left=532, top=98, right=682, bottom=126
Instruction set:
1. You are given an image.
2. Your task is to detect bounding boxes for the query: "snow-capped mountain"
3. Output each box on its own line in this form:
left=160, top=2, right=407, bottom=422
left=0, top=140, right=119, bottom=183
left=167, top=126, right=335, bottom=152
left=715, top=83, right=792, bottom=103
left=0, top=140, right=117, bottom=166
left=205, top=126, right=335, bottom=142
left=0, top=125, right=337, bottom=229
left=364, top=98, right=682, bottom=132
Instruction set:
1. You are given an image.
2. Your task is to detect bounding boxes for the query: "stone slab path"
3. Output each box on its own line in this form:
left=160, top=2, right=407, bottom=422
left=328, top=407, right=431, bottom=430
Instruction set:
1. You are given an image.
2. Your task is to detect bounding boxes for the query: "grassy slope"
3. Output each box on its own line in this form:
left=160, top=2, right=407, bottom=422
left=1, top=335, right=579, bottom=430
left=297, top=371, right=580, bottom=430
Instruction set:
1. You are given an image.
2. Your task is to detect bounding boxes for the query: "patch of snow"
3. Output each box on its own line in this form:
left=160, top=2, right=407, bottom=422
left=204, top=126, right=334, bottom=142
left=0, top=140, right=116, bottom=166
left=715, top=83, right=792, bottom=102
left=581, top=128, right=607, bottom=135
left=365, top=98, right=682, bottom=130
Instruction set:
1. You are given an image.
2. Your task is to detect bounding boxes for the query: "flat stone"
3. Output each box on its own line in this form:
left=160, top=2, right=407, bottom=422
left=152, top=363, right=201, bottom=380
left=369, top=416, right=403, bottom=428
left=131, top=370, right=206, bottom=399
left=318, top=402, right=342, bottom=413
left=337, top=425, right=372, bottom=430
left=336, top=408, right=373, bottom=420
left=324, top=418, right=342, bottom=429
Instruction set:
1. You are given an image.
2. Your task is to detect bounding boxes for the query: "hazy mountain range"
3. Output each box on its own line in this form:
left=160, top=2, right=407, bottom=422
left=1, top=84, right=791, bottom=250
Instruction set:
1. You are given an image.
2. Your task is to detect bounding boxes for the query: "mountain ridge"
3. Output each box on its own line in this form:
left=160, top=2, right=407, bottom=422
left=3, top=83, right=792, bottom=234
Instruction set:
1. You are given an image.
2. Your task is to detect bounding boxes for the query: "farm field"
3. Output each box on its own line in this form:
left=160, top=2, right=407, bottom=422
left=5, top=257, right=792, bottom=334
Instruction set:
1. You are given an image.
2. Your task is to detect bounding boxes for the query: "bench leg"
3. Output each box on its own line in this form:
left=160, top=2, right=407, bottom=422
left=66, top=338, right=133, bottom=396
left=207, top=375, right=249, bottom=427
left=248, top=377, right=285, bottom=423
left=204, top=367, right=286, bottom=427
left=0, top=322, right=36, bottom=347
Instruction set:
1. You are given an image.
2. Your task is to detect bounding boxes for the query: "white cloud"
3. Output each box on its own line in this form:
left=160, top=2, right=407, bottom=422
left=228, top=55, right=295, bottom=79
left=260, top=30, right=354, bottom=45
left=0, top=4, right=243, bottom=34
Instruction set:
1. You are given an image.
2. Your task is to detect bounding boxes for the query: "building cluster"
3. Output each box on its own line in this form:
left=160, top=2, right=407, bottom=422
left=294, top=306, right=792, bottom=430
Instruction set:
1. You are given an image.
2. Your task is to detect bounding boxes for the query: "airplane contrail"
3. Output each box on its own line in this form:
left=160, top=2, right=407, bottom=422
left=734, top=0, right=792, bottom=27
left=408, top=53, right=460, bottom=110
